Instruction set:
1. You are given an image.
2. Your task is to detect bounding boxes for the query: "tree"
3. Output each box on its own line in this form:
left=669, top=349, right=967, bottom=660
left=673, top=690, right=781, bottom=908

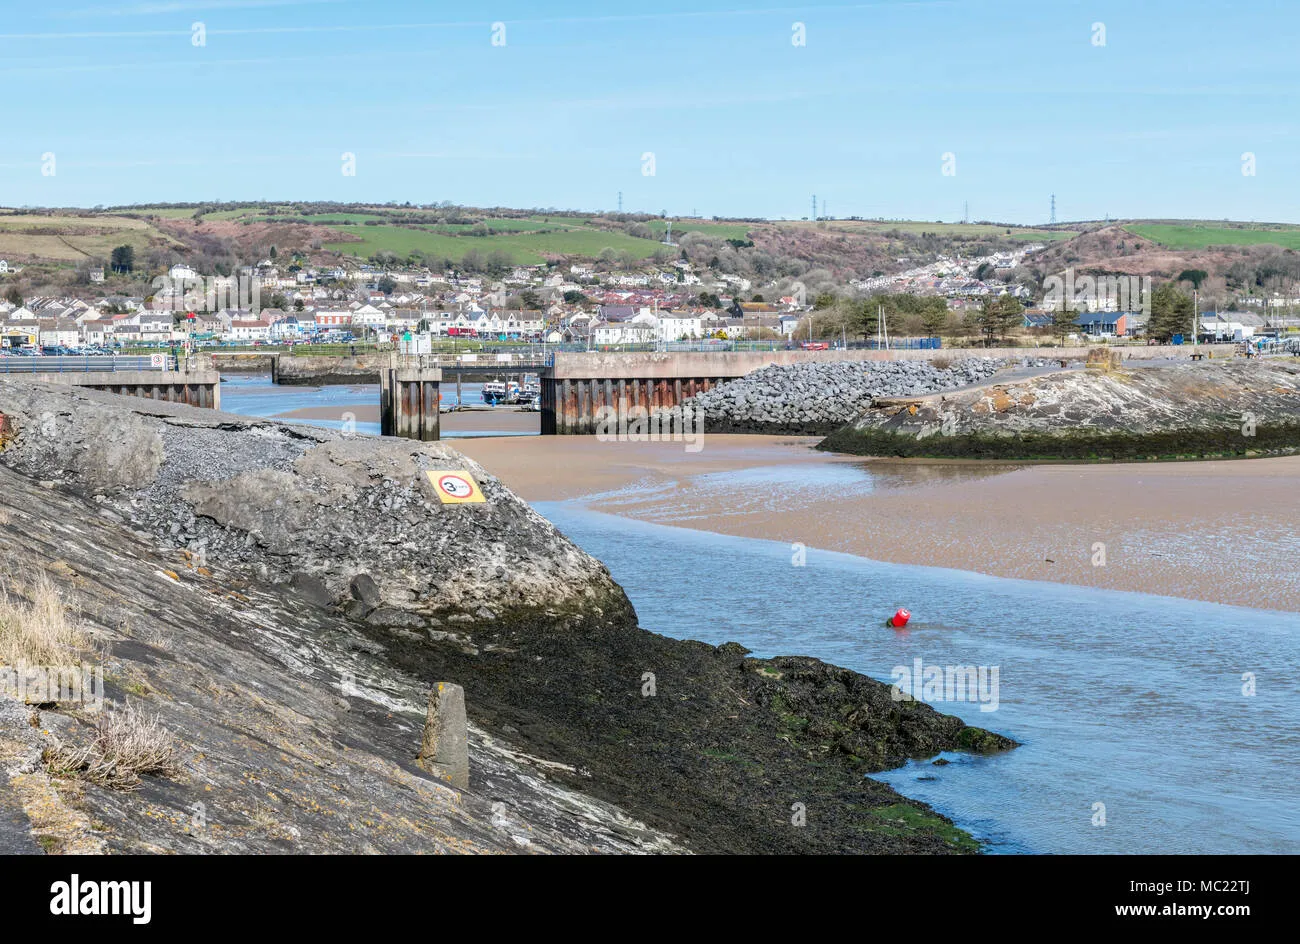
left=110, top=244, right=135, bottom=274
left=975, top=295, right=1022, bottom=344
left=4, top=286, right=21, bottom=307
left=269, top=245, right=277, bottom=260
left=519, top=289, right=542, bottom=310
left=851, top=299, right=879, bottom=340
left=1051, top=305, right=1077, bottom=342
left=1177, top=268, right=1208, bottom=289
left=920, top=304, right=950, bottom=337
left=377, top=275, right=397, bottom=295
left=1148, top=282, right=1195, bottom=341
left=563, top=290, right=588, bottom=305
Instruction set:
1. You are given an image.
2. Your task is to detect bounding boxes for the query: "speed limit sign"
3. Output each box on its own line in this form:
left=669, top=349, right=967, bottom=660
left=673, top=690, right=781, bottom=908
left=425, top=470, right=486, bottom=504
left=150, top=353, right=167, bottom=368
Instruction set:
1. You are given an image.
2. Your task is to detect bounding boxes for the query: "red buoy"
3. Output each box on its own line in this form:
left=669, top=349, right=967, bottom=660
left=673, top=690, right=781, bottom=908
left=889, top=608, right=911, bottom=628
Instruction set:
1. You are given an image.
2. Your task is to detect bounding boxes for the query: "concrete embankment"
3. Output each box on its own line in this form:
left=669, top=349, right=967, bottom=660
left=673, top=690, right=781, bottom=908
left=210, top=352, right=276, bottom=373
left=820, top=359, right=1300, bottom=461
left=270, top=353, right=388, bottom=385
left=0, top=379, right=1015, bottom=854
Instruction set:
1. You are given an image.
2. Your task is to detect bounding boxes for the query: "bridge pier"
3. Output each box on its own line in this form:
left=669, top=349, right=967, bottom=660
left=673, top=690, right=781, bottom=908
left=541, top=375, right=729, bottom=434
left=380, top=364, right=442, bottom=441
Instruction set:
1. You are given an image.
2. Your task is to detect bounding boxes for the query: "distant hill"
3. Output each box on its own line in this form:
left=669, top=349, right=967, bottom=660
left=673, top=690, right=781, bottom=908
left=3, top=203, right=1300, bottom=307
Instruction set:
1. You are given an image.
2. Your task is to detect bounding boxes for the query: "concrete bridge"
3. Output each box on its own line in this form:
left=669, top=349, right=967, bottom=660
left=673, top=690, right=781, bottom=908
left=261, top=352, right=547, bottom=385
left=539, top=345, right=1242, bottom=434
left=0, top=355, right=221, bottom=409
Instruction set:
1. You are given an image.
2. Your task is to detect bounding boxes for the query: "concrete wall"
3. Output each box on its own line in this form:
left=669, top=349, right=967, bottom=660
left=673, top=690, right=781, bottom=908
left=546, top=345, right=1240, bottom=379
left=210, top=353, right=275, bottom=372
left=542, top=376, right=723, bottom=435
left=272, top=354, right=389, bottom=385
left=21, top=370, right=222, bottom=409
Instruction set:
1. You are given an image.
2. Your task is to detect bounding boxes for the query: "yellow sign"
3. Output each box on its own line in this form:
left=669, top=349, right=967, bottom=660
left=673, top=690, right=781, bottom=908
left=426, top=470, right=486, bottom=504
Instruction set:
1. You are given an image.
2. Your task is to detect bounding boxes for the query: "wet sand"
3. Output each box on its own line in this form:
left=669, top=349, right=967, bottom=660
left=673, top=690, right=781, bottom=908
left=279, top=404, right=383, bottom=423
left=456, top=435, right=1300, bottom=612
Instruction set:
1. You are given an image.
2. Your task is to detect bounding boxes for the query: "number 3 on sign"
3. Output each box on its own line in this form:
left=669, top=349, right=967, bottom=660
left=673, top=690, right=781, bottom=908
left=426, top=470, right=486, bottom=504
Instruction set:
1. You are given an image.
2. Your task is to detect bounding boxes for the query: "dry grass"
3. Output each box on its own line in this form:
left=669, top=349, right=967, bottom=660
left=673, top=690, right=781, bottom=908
left=0, top=575, right=86, bottom=667
left=0, top=508, right=11, bottom=526
left=44, top=702, right=184, bottom=791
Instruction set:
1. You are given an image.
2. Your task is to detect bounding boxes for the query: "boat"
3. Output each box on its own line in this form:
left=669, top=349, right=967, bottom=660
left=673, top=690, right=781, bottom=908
left=481, top=381, right=507, bottom=404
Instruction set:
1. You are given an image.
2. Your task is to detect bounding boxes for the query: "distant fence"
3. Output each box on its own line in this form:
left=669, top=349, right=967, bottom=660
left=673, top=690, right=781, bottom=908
left=846, top=338, right=943, bottom=350
left=0, top=355, right=177, bottom=373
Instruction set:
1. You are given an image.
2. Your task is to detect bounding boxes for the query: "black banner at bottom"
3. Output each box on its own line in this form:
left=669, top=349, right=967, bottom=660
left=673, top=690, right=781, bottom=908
left=0, top=854, right=1271, bottom=931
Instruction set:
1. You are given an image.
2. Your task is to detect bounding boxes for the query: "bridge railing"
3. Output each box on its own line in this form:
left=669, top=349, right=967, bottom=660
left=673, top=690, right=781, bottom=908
left=0, top=354, right=177, bottom=373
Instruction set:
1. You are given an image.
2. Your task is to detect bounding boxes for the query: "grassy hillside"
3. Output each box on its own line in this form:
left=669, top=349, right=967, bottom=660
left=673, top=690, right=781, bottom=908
left=805, top=219, right=1077, bottom=240
left=322, top=222, right=666, bottom=264
left=1127, top=221, right=1300, bottom=250
left=0, top=212, right=175, bottom=263
left=644, top=219, right=755, bottom=240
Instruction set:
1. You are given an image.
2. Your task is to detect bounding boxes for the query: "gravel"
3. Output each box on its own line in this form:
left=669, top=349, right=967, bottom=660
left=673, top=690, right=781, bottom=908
left=688, top=357, right=1011, bottom=432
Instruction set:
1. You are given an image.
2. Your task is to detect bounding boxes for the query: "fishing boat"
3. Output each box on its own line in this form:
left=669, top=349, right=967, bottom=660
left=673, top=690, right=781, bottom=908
left=481, top=381, right=508, bottom=404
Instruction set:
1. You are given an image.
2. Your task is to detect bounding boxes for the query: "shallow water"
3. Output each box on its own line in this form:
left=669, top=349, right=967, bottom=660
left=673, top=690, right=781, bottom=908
left=219, top=374, right=533, bottom=438
left=216, top=377, right=1300, bottom=852
left=536, top=496, right=1300, bottom=854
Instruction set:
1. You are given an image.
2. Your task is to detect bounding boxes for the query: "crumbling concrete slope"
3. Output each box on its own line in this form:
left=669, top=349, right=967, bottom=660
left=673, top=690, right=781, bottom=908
left=0, top=463, right=681, bottom=854
left=0, top=380, right=620, bottom=623
left=820, top=359, right=1300, bottom=460
left=1, top=380, right=1015, bottom=854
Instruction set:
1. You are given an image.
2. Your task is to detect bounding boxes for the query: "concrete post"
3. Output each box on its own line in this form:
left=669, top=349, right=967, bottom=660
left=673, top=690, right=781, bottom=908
left=417, top=682, right=468, bottom=789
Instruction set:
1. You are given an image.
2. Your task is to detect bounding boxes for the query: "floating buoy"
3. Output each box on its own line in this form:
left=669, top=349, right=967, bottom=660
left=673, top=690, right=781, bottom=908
left=888, top=608, right=911, bottom=629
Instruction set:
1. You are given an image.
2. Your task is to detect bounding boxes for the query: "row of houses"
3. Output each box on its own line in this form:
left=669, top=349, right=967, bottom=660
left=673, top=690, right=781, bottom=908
left=1022, top=308, right=1298, bottom=340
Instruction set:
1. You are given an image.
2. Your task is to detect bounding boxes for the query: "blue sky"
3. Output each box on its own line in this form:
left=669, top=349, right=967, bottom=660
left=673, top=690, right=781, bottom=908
left=1, top=0, right=1296, bottom=223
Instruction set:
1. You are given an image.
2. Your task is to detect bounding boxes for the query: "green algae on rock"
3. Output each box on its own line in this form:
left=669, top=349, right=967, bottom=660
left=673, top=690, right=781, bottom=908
left=820, top=360, right=1300, bottom=461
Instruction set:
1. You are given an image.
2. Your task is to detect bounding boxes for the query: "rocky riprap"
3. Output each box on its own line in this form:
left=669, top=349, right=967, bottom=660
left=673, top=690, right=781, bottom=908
left=0, top=380, right=1015, bottom=854
left=689, top=357, right=1009, bottom=434
left=820, top=359, right=1300, bottom=461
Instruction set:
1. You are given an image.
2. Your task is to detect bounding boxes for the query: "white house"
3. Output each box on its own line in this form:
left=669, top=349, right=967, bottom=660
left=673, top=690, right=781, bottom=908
left=80, top=320, right=114, bottom=346
left=658, top=314, right=705, bottom=342
left=227, top=319, right=271, bottom=342
left=39, top=320, right=80, bottom=347
left=351, top=304, right=387, bottom=329
left=593, top=311, right=659, bottom=345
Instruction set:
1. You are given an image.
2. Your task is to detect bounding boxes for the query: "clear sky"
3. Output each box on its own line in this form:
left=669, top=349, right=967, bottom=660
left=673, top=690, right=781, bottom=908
left=1, top=0, right=1295, bottom=223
